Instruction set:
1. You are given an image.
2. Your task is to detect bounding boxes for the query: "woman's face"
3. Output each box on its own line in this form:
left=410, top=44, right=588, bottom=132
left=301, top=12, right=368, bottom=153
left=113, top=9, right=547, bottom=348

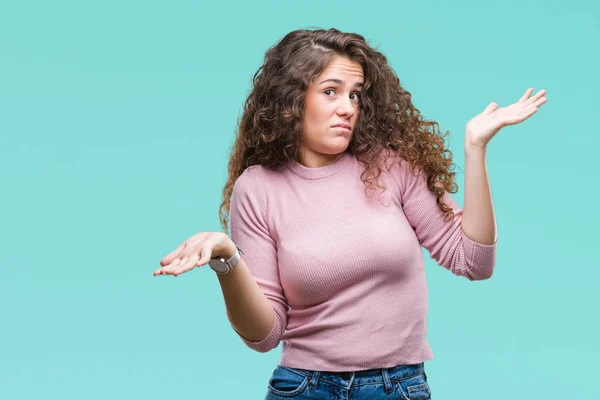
left=299, top=56, right=364, bottom=168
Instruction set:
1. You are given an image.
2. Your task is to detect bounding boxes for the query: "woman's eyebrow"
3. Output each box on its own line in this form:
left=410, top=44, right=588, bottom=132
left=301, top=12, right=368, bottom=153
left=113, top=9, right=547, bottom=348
left=319, top=78, right=364, bottom=88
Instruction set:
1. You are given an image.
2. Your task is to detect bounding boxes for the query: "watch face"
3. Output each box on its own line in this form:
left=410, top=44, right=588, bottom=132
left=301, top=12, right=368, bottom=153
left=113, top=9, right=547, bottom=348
left=208, top=258, right=229, bottom=273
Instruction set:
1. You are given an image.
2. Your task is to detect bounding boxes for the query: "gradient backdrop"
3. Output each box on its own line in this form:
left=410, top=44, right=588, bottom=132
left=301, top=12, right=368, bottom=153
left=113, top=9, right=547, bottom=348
left=1, top=0, right=598, bottom=399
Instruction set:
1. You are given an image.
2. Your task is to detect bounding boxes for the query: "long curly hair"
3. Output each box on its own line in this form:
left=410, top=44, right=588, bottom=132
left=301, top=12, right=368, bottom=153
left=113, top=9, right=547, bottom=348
left=218, top=27, right=459, bottom=234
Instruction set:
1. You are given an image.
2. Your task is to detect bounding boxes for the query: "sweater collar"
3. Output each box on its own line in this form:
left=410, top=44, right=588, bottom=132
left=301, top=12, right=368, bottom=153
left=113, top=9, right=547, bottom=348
left=286, top=151, right=352, bottom=180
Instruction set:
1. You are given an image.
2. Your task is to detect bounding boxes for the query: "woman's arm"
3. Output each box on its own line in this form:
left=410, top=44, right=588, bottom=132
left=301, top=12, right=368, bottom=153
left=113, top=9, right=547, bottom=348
left=224, top=170, right=289, bottom=352
left=461, top=145, right=497, bottom=245
left=216, top=240, right=275, bottom=343
left=461, top=87, right=547, bottom=245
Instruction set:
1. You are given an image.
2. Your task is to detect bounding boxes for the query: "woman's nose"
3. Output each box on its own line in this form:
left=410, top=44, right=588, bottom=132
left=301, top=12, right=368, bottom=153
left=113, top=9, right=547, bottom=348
left=336, top=99, right=355, bottom=117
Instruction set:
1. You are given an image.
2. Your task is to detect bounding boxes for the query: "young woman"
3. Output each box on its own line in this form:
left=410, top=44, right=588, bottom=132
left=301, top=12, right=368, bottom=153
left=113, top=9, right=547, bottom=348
left=154, top=28, right=547, bottom=399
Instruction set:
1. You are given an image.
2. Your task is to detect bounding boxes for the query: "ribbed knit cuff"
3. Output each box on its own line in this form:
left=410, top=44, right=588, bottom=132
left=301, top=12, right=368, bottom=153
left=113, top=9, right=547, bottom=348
left=230, top=307, right=284, bottom=353
left=461, top=231, right=498, bottom=280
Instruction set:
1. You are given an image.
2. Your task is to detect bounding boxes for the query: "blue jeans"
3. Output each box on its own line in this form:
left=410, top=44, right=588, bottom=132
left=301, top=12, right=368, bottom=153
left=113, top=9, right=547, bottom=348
left=265, top=362, right=431, bottom=399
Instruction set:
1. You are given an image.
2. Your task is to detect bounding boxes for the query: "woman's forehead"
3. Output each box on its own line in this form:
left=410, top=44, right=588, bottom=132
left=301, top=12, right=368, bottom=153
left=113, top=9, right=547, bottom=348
left=315, top=57, right=364, bottom=85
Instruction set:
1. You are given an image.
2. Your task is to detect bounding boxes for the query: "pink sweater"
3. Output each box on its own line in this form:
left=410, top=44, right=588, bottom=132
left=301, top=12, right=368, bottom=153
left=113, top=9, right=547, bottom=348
left=228, top=149, right=497, bottom=372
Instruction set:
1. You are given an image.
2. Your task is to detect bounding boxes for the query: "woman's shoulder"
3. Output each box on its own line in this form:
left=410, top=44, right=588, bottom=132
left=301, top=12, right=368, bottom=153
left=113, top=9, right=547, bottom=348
left=243, top=163, right=288, bottom=182
left=233, top=164, right=283, bottom=194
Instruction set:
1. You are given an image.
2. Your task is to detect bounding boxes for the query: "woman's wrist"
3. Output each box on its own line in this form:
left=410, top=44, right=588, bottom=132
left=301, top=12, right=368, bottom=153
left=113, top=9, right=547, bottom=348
left=217, top=234, right=237, bottom=259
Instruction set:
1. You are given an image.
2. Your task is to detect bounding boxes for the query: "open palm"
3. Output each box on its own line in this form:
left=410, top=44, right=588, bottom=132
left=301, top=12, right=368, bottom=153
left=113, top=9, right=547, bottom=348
left=465, top=87, right=548, bottom=149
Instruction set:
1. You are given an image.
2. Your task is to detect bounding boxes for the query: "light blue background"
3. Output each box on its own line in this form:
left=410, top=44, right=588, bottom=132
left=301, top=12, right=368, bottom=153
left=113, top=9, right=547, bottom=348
left=1, top=0, right=598, bottom=398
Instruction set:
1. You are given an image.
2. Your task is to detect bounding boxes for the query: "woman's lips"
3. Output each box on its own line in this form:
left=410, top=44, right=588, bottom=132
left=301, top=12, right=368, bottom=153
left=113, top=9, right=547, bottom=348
left=332, top=124, right=352, bottom=131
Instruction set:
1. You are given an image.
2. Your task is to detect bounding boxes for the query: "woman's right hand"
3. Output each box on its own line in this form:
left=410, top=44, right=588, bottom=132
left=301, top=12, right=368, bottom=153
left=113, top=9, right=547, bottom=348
left=153, top=232, right=234, bottom=277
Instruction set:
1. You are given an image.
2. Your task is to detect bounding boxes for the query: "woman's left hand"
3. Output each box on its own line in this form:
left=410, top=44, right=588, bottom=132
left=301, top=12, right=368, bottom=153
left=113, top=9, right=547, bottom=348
left=465, top=87, right=548, bottom=149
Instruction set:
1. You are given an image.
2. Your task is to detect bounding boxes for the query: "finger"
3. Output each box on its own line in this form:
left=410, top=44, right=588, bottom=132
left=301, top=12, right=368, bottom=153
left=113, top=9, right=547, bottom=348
left=481, top=102, right=498, bottom=115
left=529, top=106, right=539, bottom=115
left=174, top=254, right=198, bottom=273
left=195, top=246, right=214, bottom=267
left=161, top=241, right=187, bottom=266
left=154, top=265, right=174, bottom=276
left=518, top=87, right=534, bottom=103
left=177, top=246, right=200, bottom=263
left=520, top=105, right=538, bottom=119
left=155, top=257, right=183, bottom=276
left=173, top=253, right=200, bottom=276
left=526, top=89, right=546, bottom=106
left=533, top=95, right=547, bottom=108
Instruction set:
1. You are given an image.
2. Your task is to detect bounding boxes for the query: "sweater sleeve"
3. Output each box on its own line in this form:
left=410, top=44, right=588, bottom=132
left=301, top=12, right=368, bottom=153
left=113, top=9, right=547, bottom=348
left=398, top=159, right=497, bottom=281
left=227, top=169, right=288, bottom=352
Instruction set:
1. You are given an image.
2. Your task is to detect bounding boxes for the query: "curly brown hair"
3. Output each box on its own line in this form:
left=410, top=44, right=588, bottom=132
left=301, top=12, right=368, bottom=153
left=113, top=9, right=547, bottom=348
left=218, top=27, right=459, bottom=234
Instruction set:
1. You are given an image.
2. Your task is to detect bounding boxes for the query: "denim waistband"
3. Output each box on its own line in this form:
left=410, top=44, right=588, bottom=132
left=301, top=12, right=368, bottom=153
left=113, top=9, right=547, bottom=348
left=277, top=362, right=426, bottom=393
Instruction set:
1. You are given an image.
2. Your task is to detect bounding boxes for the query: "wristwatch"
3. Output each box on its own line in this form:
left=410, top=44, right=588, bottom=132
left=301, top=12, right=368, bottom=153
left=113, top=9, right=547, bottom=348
left=208, top=245, right=244, bottom=275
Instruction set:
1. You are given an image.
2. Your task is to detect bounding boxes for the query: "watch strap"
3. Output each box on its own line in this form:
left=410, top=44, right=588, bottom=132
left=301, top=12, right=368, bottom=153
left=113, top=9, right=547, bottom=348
left=212, top=245, right=244, bottom=274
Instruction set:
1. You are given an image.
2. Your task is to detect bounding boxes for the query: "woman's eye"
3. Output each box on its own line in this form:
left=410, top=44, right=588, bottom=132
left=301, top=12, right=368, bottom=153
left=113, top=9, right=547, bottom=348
left=324, top=89, right=361, bottom=101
